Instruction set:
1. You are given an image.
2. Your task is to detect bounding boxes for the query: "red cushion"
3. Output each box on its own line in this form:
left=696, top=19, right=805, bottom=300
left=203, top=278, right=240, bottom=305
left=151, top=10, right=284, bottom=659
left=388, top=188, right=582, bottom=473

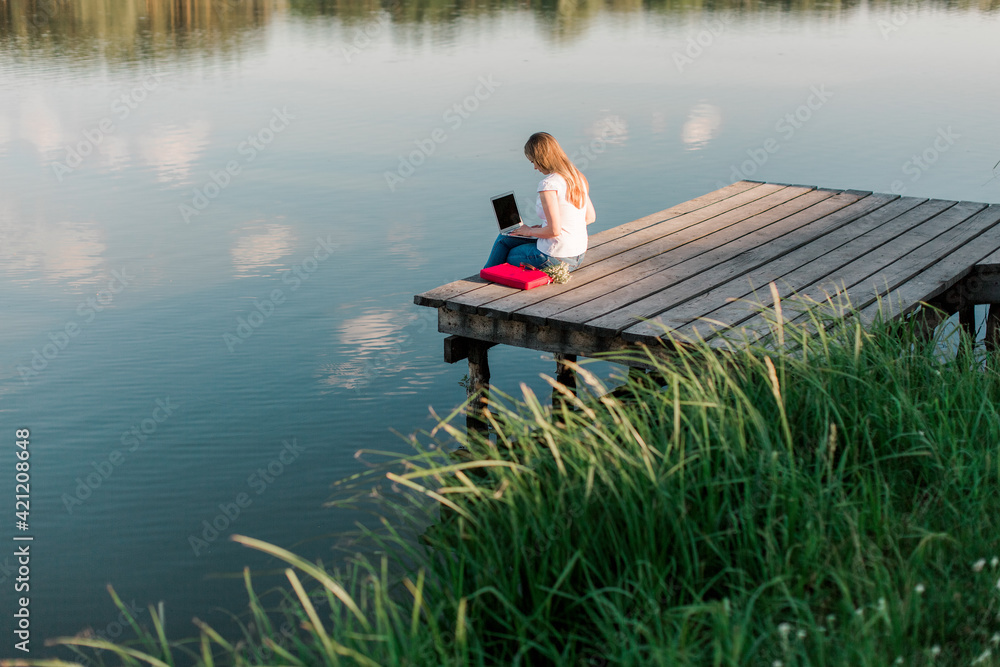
left=480, top=263, right=551, bottom=290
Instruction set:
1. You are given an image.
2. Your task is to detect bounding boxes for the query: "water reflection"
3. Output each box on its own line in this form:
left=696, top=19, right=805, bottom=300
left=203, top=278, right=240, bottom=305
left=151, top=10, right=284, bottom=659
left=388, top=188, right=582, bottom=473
left=680, top=102, right=722, bottom=151
left=319, top=308, right=428, bottom=391
left=17, top=91, right=64, bottom=156
left=2, top=0, right=997, bottom=68
left=0, top=113, right=9, bottom=153
left=230, top=222, right=297, bottom=278
left=0, top=0, right=274, bottom=62
left=385, top=222, right=424, bottom=268
left=138, top=120, right=212, bottom=184
left=585, top=114, right=628, bottom=146
left=0, top=210, right=107, bottom=288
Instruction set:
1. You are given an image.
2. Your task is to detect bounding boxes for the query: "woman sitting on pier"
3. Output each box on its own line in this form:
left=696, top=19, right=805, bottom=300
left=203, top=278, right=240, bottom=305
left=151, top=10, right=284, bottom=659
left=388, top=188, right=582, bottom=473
left=484, top=132, right=596, bottom=272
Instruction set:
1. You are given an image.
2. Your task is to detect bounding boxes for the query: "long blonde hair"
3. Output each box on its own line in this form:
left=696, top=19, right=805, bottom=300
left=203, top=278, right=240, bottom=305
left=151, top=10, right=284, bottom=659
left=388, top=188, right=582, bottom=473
left=524, top=132, right=588, bottom=209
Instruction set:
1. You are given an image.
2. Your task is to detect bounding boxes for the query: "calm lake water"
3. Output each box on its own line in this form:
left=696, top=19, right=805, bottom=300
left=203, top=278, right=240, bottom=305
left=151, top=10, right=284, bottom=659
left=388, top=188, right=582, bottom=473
left=2, top=0, right=999, bottom=658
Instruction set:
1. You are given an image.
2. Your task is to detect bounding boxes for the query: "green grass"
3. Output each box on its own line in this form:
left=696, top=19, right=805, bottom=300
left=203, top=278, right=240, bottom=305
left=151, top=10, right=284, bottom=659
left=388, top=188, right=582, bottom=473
left=10, top=301, right=1000, bottom=667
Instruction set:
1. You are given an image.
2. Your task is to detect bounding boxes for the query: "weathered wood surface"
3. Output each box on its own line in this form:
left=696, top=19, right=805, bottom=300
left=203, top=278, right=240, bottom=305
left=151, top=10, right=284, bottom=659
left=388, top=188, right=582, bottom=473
left=414, top=181, right=1000, bottom=358
left=668, top=199, right=992, bottom=343
left=706, top=201, right=1000, bottom=347
left=414, top=180, right=766, bottom=309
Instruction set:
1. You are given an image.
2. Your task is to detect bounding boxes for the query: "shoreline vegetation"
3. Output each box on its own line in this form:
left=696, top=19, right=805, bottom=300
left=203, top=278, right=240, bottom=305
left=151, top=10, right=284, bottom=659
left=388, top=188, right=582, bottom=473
left=7, top=298, right=1000, bottom=665
left=3, top=0, right=999, bottom=64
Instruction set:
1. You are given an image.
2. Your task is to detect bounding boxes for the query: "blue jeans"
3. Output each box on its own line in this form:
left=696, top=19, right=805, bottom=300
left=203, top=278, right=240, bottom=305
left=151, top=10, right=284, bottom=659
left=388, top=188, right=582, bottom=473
left=483, top=234, right=585, bottom=271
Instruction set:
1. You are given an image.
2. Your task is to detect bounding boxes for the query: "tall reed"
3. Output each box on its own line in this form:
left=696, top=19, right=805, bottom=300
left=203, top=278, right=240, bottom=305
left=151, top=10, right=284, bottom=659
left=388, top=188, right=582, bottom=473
left=11, top=300, right=1000, bottom=666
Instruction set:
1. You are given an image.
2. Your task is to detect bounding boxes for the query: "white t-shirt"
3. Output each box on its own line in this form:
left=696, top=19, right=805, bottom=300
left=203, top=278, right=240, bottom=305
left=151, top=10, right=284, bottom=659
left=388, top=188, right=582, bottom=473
left=535, top=173, right=588, bottom=258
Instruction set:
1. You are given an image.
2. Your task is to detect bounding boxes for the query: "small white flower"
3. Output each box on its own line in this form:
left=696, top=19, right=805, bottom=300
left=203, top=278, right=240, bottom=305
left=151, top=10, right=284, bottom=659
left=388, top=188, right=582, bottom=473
left=992, top=632, right=1000, bottom=645
left=826, top=613, right=836, bottom=624
left=772, top=661, right=783, bottom=667
left=778, top=622, right=792, bottom=639
left=930, top=645, right=941, bottom=657
left=915, top=583, right=925, bottom=594
left=992, top=556, right=999, bottom=569
left=972, top=649, right=992, bottom=665
left=974, top=558, right=987, bottom=572
left=796, top=629, right=807, bottom=640
left=877, top=597, right=887, bottom=611
left=894, top=657, right=903, bottom=665
left=855, top=607, right=864, bottom=617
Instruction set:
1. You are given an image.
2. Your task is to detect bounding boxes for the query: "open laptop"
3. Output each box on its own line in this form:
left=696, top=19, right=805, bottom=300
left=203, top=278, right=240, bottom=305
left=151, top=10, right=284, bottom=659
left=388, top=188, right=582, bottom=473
left=491, top=191, right=525, bottom=235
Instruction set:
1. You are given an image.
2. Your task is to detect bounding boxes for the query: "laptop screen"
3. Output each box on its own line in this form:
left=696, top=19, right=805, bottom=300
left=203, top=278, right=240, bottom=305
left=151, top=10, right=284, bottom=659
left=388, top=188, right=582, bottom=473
left=491, top=192, right=522, bottom=231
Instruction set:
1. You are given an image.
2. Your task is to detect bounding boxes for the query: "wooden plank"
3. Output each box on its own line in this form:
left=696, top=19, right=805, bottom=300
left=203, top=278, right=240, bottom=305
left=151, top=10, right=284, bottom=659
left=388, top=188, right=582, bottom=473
left=417, top=184, right=1000, bottom=370
left=675, top=198, right=975, bottom=339
left=413, top=180, right=766, bottom=309
left=975, top=246, right=1000, bottom=270
left=724, top=200, right=990, bottom=342
left=443, top=335, right=497, bottom=364
left=959, top=304, right=977, bottom=340
left=442, top=183, right=792, bottom=314
left=615, top=194, right=913, bottom=343
left=592, top=192, right=901, bottom=342
left=850, top=205, right=1000, bottom=324
left=496, top=186, right=831, bottom=325
left=987, top=304, right=1000, bottom=351
left=587, top=179, right=767, bottom=244
left=718, top=203, right=1000, bottom=349
left=436, top=307, right=643, bottom=359
left=414, top=276, right=486, bottom=308
left=732, top=208, right=1000, bottom=349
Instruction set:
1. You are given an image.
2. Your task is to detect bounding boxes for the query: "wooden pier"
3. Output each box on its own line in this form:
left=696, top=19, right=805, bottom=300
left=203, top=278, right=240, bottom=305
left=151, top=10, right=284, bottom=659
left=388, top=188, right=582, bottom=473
left=414, top=181, right=1000, bottom=410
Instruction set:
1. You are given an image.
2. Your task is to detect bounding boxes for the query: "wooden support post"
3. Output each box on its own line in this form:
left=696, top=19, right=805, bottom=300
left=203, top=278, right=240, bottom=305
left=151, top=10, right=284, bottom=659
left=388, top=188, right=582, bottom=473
left=554, top=353, right=577, bottom=392
left=466, top=341, right=491, bottom=432
left=986, top=304, right=1000, bottom=352
left=910, top=305, right=946, bottom=342
left=552, top=353, right=577, bottom=412
left=959, top=304, right=977, bottom=346
left=444, top=335, right=496, bottom=364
